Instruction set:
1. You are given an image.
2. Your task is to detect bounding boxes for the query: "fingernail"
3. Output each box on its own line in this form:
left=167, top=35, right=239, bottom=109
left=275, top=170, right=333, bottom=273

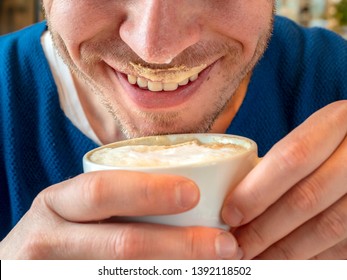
left=222, top=205, right=244, bottom=226
left=176, top=181, right=199, bottom=208
left=215, top=232, right=242, bottom=259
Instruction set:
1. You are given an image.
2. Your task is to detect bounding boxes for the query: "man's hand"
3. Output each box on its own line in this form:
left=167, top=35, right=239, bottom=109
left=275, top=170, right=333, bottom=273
left=222, top=100, right=347, bottom=259
left=0, top=171, right=241, bottom=259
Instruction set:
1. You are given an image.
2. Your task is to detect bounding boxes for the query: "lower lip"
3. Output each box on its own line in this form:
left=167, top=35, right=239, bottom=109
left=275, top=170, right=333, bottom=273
left=115, top=63, right=215, bottom=109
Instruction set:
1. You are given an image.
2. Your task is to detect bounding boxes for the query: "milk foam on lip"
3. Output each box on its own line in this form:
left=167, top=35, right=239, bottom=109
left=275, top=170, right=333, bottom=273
left=90, top=140, right=247, bottom=167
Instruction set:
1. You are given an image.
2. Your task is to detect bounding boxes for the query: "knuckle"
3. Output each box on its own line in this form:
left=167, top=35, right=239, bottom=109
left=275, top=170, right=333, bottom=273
left=30, top=190, right=55, bottom=220
left=228, top=186, right=266, bottom=219
left=139, top=177, right=157, bottom=205
left=247, top=188, right=269, bottom=214
left=242, top=223, right=268, bottom=249
left=138, top=174, right=181, bottom=208
left=21, top=230, right=50, bottom=259
left=79, top=172, right=106, bottom=209
left=181, top=228, right=216, bottom=259
left=31, top=192, right=47, bottom=212
left=182, top=228, right=225, bottom=259
left=33, top=184, right=57, bottom=211
left=108, top=227, right=145, bottom=259
left=183, top=228, right=200, bottom=258
left=274, top=140, right=311, bottom=173
left=315, top=209, right=347, bottom=242
left=270, top=243, right=296, bottom=260
left=285, top=176, right=323, bottom=214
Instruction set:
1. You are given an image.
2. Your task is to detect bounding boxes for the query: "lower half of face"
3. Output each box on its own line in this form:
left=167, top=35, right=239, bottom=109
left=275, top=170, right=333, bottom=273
left=46, top=1, right=274, bottom=139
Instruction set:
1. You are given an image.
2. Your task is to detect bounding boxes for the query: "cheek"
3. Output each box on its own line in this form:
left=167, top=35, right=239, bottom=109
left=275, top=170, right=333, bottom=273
left=204, top=1, right=273, bottom=57
left=47, top=1, right=125, bottom=61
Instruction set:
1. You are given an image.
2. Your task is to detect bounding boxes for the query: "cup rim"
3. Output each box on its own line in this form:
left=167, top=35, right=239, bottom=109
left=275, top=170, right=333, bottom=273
left=83, top=133, right=258, bottom=170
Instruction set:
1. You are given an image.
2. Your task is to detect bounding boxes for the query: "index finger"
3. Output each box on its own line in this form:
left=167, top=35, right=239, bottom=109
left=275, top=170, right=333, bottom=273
left=222, top=101, right=347, bottom=227
left=39, top=170, right=199, bottom=222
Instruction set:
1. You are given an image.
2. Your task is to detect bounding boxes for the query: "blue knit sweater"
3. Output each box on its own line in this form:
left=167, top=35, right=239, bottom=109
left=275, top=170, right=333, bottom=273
left=0, top=17, right=346, bottom=240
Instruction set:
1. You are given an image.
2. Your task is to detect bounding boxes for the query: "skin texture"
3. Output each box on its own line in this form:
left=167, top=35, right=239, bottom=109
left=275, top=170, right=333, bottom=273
left=1, top=0, right=347, bottom=259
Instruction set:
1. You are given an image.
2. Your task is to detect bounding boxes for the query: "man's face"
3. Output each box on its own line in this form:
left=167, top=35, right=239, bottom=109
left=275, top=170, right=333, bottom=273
left=43, top=0, right=274, bottom=139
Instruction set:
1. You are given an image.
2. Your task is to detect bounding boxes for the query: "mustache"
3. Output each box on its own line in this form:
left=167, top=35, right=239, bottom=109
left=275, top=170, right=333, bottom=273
left=79, top=36, right=241, bottom=71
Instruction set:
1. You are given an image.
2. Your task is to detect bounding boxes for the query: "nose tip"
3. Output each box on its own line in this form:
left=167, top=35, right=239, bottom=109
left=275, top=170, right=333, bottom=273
left=121, top=24, right=200, bottom=65
left=119, top=2, right=200, bottom=65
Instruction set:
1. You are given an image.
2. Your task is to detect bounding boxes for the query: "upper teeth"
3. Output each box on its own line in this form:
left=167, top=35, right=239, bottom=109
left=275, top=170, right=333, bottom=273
left=127, top=62, right=206, bottom=92
left=127, top=70, right=202, bottom=92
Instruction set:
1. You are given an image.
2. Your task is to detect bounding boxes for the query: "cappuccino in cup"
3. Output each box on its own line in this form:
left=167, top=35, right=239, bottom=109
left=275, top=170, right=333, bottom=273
left=89, top=140, right=248, bottom=168
left=83, top=134, right=258, bottom=229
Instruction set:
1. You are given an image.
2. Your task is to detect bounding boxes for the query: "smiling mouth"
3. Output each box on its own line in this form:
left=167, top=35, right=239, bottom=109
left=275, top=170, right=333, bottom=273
left=126, top=62, right=208, bottom=92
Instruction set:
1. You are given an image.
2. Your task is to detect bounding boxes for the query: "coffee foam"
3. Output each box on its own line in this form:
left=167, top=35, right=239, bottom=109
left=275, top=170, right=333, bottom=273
left=90, top=140, right=247, bottom=167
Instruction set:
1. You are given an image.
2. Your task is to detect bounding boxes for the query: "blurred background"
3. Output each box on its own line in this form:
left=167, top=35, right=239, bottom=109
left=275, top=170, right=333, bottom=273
left=276, top=0, right=347, bottom=36
left=0, top=0, right=41, bottom=35
left=0, top=0, right=347, bottom=37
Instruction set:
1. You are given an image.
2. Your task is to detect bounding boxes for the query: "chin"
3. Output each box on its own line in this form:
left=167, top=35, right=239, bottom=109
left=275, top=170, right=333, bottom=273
left=121, top=114, right=215, bottom=139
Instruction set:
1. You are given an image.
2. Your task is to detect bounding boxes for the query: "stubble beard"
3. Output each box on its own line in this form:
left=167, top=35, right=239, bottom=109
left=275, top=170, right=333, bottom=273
left=47, top=17, right=273, bottom=139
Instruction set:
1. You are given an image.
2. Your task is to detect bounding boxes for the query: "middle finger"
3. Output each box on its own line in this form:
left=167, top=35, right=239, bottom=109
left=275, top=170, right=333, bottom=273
left=233, top=135, right=347, bottom=259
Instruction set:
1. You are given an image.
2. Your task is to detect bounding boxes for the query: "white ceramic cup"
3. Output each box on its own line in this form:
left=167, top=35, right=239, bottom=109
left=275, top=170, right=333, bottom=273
left=83, top=133, right=258, bottom=229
